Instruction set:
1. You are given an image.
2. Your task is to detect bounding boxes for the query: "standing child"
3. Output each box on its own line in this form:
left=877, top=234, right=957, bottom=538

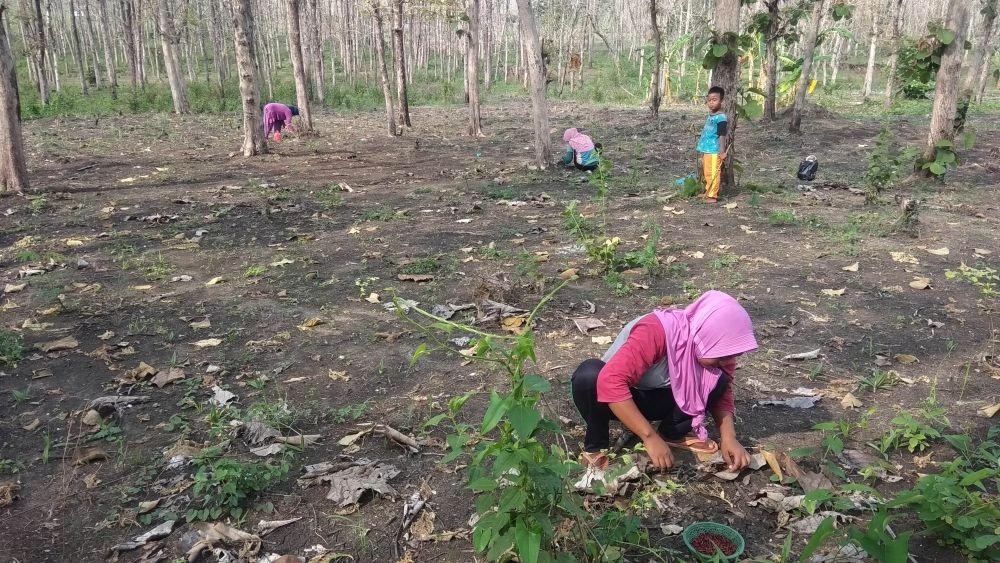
left=262, top=102, right=299, bottom=142
left=561, top=128, right=602, bottom=172
left=697, top=86, right=728, bottom=203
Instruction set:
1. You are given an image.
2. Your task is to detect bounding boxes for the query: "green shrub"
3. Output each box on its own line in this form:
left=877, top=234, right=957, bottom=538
left=0, top=330, right=24, bottom=367
left=187, top=447, right=291, bottom=522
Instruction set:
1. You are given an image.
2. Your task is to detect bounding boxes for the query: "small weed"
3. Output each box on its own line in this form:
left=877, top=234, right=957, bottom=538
left=187, top=446, right=292, bottom=522
left=875, top=402, right=949, bottom=455
left=677, top=176, right=702, bottom=198
left=479, top=242, right=511, bottom=260
left=603, top=271, right=632, bottom=297
left=486, top=187, right=517, bottom=200
left=41, top=433, right=52, bottom=464
left=517, top=251, right=543, bottom=282
left=561, top=200, right=596, bottom=238
left=0, top=458, right=24, bottom=474
left=945, top=263, right=998, bottom=298
left=164, top=414, right=189, bottom=433
left=768, top=210, right=799, bottom=226
left=748, top=192, right=761, bottom=207
left=328, top=400, right=371, bottom=424
left=29, top=197, right=50, bottom=215
left=710, top=254, right=739, bottom=270
left=245, top=400, right=296, bottom=429
left=400, top=257, right=440, bottom=275
left=804, top=214, right=828, bottom=230
left=247, top=375, right=270, bottom=390
left=16, top=250, right=41, bottom=263
left=317, top=185, right=346, bottom=209
left=354, top=276, right=380, bottom=297
left=856, top=368, right=897, bottom=393
left=90, top=421, right=124, bottom=445
left=143, top=253, right=174, bottom=281
left=358, top=206, right=398, bottom=223
left=10, top=386, right=31, bottom=405
left=244, top=265, right=267, bottom=278
left=0, top=330, right=25, bottom=367
left=623, top=221, right=663, bottom=276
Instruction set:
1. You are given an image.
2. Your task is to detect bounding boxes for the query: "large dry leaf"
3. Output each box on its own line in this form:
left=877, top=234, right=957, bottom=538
left=760, top=450, right=783, bottom=481
left=783, top=348, right=822, bottom=360
left=780, top=452, right=833, bottom=492
left=397, top=274, right=434, bottom=282
left=501, top=316, right=528, bottom=335
left=978, top=403, right=1000, bottom=418
left=909, top=277, right=931, bottom=290
left=192, top=338, right=222, bottom=348
left=821, top=288, right=846, bottom=297
left=893, top=354, right=919, bottom=365
left=841, top=262, right=859, bottom=272
left=924, top=247, right=949, bottom=256
left=151, top=368, right=186, bottom=388
left=298, top=317, right=325, bottom=331
left=4, top=283, right=26, bottom=293
left=889, top=251, right=919, bottom=264
left=365, top=292, right=381, bottom=303
left=36, top=336, right=79, bottom=352
left=591, top=335, right=613, bottom=346
left=124, top=362, right=158, bottom=382
left=204, top=276, right=227, bottom=286
left=189, top=318, right=211, bottom=330
left=558, top=268, right=579, bottom=280
left=572, top=317, right=605, bottom=334
left=323, top=462, right=401, bottom=507
left=840, top=393, right=862, bottom=409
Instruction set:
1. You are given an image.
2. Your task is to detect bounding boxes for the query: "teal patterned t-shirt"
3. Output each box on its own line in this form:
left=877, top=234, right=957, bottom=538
left=696, top=113, right=728, bottom=154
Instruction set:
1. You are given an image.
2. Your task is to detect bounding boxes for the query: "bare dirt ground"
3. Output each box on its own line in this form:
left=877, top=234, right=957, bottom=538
left=0, top=101, right=997, bottom=562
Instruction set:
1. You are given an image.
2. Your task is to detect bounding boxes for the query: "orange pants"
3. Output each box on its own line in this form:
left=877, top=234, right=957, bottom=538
left=702, top=153, right=722, bottom=199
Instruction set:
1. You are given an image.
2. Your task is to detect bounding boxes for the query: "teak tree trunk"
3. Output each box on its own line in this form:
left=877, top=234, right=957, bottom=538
left=963, top=0, right=997, bottom=97
left=883, top=0, right=903, bottom=107
left=392, top=0, right=411, bottom=127
left=120, top=0, right=139, bottom=92
left=0, top=4, right=29, bottom=194
left=861, top=8, right=879, bottom=99
left=712, top=0, right=740, bottom=194
left=923, top=0, right=969, bottom=165
left=158, top=0, right=190, bottom=113
left=649, top=0, right=662, bottom=117
left=68, top=0, right=89, bottom=95
left=464, top=0, right=483, bottom=136
left=231, top=0, right=267, bottom=156
left=790, top=0, right=826, bottom=134
left=32, top=0, right=49, bottom=104
left=96, top=0, right=117, bottom=98
left=285, top=0, right=313, bottom=131
left=515, top=0, right=550, bottom=168
left=371, top=1, right=399, bottom=137
left=763, top=0, right=779, bottom=121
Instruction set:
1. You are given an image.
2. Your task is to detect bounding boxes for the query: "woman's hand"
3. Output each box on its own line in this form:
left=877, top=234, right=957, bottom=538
left=720, top=436, right=750, bottom=472
left=643, top=435, right=675, bottom=470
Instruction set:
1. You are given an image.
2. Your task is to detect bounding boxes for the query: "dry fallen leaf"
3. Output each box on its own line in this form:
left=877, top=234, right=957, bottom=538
left=501, top=316, right=528, bottom=335
left=894, top=354, right=919, bottom=365
left=978, top=403, right=1000, bottom=418
left=558, top=268, right=579, bottom=280
left=328, top=370, right=350, bottom=382
left=132, top=285, right=153, bottom=291
left=842, top=262, right=859, bottom=272
left=723, top=202, right=738, bottom=210
left=739, top=225, right=757, bottom=234
left=761, top=450, right=783, bottom=481
left=36, top=336, right=80, bottom=352
left=98, top=330, right=115, bottom=340
left=151, top=367, right=186, bottom=388
left=889, top=251, right=919, bottom=265
left=841, top=393, right=862, bottom=409
left=398, top=274, right=434, bottom=282
left=3, top=283, right=26, bottom=293
left=572, top=317, right=606, bottom=334
left=270, top=258, right=295, bottom=267
left=924, top=247, right=949, bottom=256
left=190, top=319, right=211, bottom=330
left=205, top=276, right=227, bottom=286
left=65, top=239, right=84, bottom=247
left=909, top=277, right=931, bottom=290
left=591, top=336, right=613, bottom=346
left=821, top=288, right=846, bottom=297
left=365, top=292, right=381, bottom=304
left=192, top=338, right=222, bottom=348
left=298, top=317, right=325, bottom=331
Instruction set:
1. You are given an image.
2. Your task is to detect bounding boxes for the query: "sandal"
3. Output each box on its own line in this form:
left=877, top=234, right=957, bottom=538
left=580, top=452, right=609, bottom=470
left=664, top=436, right=719, bottom=454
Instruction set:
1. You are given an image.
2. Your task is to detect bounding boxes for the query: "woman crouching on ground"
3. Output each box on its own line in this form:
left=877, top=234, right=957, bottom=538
left=571, top=290, right=757, bottom=472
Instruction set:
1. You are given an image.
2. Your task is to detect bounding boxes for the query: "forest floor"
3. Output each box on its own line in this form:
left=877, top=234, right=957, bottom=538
left=1, top=101, right=998, bottom=563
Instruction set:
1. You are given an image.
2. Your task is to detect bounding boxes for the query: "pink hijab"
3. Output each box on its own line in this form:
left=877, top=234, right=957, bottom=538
left=652, top=291, right=758, bottom=441
left=563, top=128, right=595, bottom=153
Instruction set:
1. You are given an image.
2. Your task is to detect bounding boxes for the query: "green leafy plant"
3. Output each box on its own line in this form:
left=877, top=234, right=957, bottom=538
left=357, top=205, right=399, bottom=223
left=400, top=257, right=440, bottom=275
left=0, top=458, right=24, bottom=474
left=328, top=401, right=371, bottom=424
left=865, top=129, right=918, bottom=204
left=244, top=265, right=267, bottom=278
left=561, top=200, right=596, bottom=238
left=768, top=210, right=799, bottom=226
left=0, top=329, right=25, bottom=367
left=602, top=271, right=633, bottom=297
left=846, top=508, right=912, bottom=563
left=945, top=263, right=998, bottom=298
left=856, top=368, right=897, bottom=392
left=9, top=386, right=31, bottom=405
left=187, top=446, right=292, bottom=522
left=875, top=404, right=948, bottom=455
left=677, top=176, right=702, bottom=198
left=920, top=138, right=960, bottom=177
left=317, top=185, right=346, bottom=209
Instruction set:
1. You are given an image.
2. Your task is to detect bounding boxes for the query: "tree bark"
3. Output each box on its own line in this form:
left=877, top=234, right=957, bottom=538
left=285, top=0, right=312, bottom=131
left=68, top=0, right=89, bottom=94
left=763, top=0, right=779, bottom=121
left=963, top=0, right=997, bottom=97
left=923, top=0, right=969, bottom=164
left=713, top=0, right=740, bottom=193
left=231, top=0, right=267, bottom=156
left=464, top=0, right=483, bottom=136
left=120, top=0, right=139, bottom=92
left=96, top=0, right=118, bottom=97
left=649, top=0, right=662, bottom=117
left=305, top=0, right=324, bottom=102
left=861, top=8, right=879, bottom=99
left=158, top=0, right=189, bottom=113
left=789, top=0, right=825, bottom=134
left=0, top=4, right=29, bottom=194
left=883, top=0, right=902, bottom=107
left=515, top=0, right=550, bottom=168
left=371, top=1, right=398, bottom=136
left=31, top=0, right=49, bottom=103
left=392, top=0, right=411, bottom=127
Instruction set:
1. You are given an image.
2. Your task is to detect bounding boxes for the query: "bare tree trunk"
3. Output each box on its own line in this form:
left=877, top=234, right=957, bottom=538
left=790, top=0, right=825, bottom=134
left=306, top=0, right=325, bottom=102
left=713, top=0, right=740, bottom=193
left=975, top=37, right=998, bottom=102
left=923, top=0, right=969, bottom=164
left=515, top=0, right=550, bottom=168
left=68, top=0, right=89, bottom=94
left=158, top=0, right=189, bottom=113
left=464, top=0, right=483, bottom=136
left=861, top=9, right=879, bottom=99
left=763, top=0, right=779, bottom=121
left=286, top=0, right=312, bottom=131
left=120, top=0, right=139, bottom=92
left=83, top=0, right=102, bottom=90
left=232, top=0, right=266, bottom=156
left=963, top=0, right=996, bottom=97
left=31, top=0, right=49, bottom=103
left=649, top=0, right=662, bottom=117
left=883, top=0, right=902, bottom=107
left=392, top=0, right=411, bottom=127
left=371, top=2, right=398, bottom=136
left=680, top=0, right=692, bottom=78
left=0, top=5, right=28, bottom=195
left=97, top=0, right=117, bottom=97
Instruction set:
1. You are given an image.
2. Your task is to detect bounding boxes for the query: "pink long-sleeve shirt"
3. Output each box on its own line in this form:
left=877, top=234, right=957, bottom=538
left=263, top=103, right=293, bottom=135
left=596, top=314, right=736, bottom=413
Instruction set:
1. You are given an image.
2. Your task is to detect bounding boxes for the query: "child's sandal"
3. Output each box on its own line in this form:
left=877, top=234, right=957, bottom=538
left=665, top=436, right=719, bottom=454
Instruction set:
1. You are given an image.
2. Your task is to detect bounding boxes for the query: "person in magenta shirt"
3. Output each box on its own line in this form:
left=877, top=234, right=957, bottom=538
left=570, top=291, right=757, bottom=472
left=262, top=102, right=299, bottom=140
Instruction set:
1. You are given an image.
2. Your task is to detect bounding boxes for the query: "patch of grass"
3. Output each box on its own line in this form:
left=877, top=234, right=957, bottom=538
left=748, top=192, right=762, bottom=207
left=0, top=458, right=24, bottom=474
left=29, top=197, right=50, bottom=215
left=317, top=185, right=346, bottom=209
left=0, top=330, right=25, bottom=366
left=623, top=221, right=663, bottom=276
left=804, top=214, right=828, bottom=230
left=856, top=368, right=897, bottom=393
left=400, top=257, right=440, bottom=275
left=561, top=200, right=596, bottom=238
left=486, top=187, right=517, bottom=200
left=517, top=251, right=543, bottom=281
left=945, top=263, right=998, bottom=298
left=243, top=265, right=267, bottom=278
left=9, top=386, right=31, bottom=405
left=245, top=400, right=296, bottom=429
left=358, top=206, right=398, bottom=223
left=479, top=243, right=511, bottom=261
left=768, top=210, right=799, bottom=226
left=143, top=253, right=174, bottom=281
left=328, top=400, right=371, bottom=424
left=710, top=254, right=739, bottom=270
left=15, top=250, right=41, bottom=263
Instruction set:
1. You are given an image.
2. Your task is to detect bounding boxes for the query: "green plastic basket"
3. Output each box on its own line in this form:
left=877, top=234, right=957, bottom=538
left=682, top=521, right=745, bottom=562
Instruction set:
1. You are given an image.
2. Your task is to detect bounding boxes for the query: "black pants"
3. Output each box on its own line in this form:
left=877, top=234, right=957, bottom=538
left=570, top=359, right=731, bottom=453
left=572, top=143, right=603, bottom=172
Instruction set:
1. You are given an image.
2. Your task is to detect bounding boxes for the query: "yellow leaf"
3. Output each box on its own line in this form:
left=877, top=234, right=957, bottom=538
left=192, top=338, right=222, bottom=348
left=723, top=202, right=738, bottom=210
left=65, top=239, right=84, bottom=247
left=841, top=393, right=862, bottom=409
left=821, top=288, right=846, bottom=297
left=205, top=276, right=227, bottom=286
left=298, top=317, right=325, bottom=331
left=889, top=251, right=919, bottom=265
left=591, top=336, right=613, bottom=346
left=4, top=283, right=26, bottom=293
left=978, top=403, right=1000, bottom=418
left=558, top=268, right=579, bottom=280
left=893, top=354, right=919, bottom=365
left=501, top=316, right=528, bottom=335
left=190, top=319, right=211, bottom=330
left=909, top=277, right=931, bottom=290
left=761, top=450, right=783, bottom=481
left=924, top=247, right=949, bottom=256
left=328, top=370, right=350, bottom=381
left=132, top=285, right=153, bottom=291
left=842, top=262, right=859, bottom=272
left=365, top=292, right=381, bottom=303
